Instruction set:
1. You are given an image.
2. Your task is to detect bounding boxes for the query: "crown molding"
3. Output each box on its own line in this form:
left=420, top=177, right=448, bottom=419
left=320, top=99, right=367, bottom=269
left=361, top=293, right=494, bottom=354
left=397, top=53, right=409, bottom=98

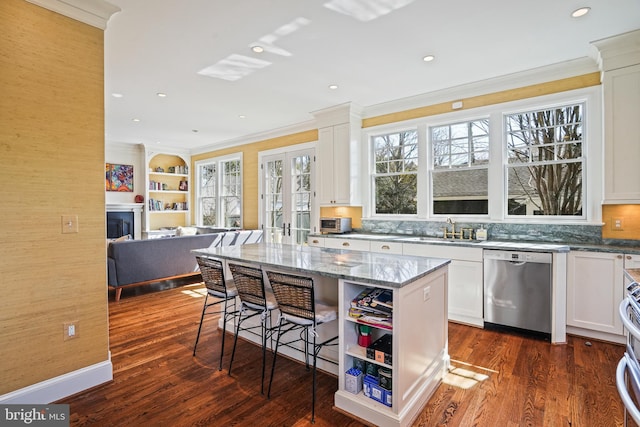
left=26, top=0, right=120, bottom=30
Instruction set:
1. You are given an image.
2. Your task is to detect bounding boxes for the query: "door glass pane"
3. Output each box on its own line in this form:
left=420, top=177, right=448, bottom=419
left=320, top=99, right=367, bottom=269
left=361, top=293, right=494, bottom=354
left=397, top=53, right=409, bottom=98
left=264, top=159, right=283, bottom=243
left=290, top=154, right=311, bottom=245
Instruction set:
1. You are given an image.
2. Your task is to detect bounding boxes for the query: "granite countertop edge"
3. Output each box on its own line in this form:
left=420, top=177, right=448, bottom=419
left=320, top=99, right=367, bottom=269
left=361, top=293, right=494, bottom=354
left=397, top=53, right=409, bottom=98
left=314, top=233, right=640, bottom=255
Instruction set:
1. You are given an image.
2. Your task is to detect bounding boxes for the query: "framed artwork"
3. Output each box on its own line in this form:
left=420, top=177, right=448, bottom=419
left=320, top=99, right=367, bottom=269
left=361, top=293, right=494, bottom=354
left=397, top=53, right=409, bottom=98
left=106, top=163, right=134, bottom=192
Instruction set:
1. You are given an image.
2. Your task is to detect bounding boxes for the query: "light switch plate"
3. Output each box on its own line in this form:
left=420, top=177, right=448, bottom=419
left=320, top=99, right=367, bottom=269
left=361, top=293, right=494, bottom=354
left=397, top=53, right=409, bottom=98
left=61, top=215, right=78, bottom=233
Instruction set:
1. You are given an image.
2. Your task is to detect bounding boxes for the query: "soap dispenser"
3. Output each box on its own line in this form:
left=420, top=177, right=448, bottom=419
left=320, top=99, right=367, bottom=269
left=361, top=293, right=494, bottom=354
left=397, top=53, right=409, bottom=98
left=476, top=225, right=487, bottom=241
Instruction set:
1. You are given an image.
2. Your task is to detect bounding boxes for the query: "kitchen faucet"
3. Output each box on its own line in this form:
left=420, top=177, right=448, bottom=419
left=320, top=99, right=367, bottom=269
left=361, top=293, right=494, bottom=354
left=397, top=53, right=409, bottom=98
left=443, top=217, right=474, bottom=240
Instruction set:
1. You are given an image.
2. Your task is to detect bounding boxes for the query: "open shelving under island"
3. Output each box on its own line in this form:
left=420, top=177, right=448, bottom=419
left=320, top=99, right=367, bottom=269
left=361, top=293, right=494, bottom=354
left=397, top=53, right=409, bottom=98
left=192, top=243, right=450, bottom=427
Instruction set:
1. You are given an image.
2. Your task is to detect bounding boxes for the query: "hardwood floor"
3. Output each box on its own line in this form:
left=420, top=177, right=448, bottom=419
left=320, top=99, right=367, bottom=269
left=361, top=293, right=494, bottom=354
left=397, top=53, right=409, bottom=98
left=62, top=282, right=628, bottom=426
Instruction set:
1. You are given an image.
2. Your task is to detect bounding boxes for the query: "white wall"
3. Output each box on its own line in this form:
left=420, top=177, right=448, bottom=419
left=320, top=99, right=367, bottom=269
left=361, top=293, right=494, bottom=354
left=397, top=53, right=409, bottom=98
left=105, top=141, right=145, bottom=205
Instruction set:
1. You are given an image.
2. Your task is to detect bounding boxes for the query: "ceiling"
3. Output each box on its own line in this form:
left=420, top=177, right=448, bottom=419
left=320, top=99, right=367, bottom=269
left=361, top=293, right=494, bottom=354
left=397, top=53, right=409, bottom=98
left=104, top=0, right=640, bottom=153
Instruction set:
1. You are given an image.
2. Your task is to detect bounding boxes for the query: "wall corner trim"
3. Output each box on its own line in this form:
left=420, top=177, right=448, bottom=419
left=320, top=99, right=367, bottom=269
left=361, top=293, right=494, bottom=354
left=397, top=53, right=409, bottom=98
left=26, top=0, right=120, bottom=30
left=0, top=358, right=113, bottom=404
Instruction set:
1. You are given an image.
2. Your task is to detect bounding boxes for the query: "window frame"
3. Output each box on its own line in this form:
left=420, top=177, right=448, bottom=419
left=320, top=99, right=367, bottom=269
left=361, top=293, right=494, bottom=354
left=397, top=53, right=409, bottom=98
left=194, top=152, right=243, bottom=228
left=363, top=86, right=602, bottom=224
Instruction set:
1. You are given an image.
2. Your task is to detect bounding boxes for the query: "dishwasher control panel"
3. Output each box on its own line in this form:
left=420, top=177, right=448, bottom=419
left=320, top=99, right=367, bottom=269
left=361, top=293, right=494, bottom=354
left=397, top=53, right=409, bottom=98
left=483, top=249, right=552, bottom=264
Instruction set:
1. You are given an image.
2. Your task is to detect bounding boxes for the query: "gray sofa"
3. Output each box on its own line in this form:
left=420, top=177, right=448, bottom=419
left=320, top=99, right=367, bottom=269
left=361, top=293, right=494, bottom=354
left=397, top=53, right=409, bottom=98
left=107, top=229, right=263, bottom=301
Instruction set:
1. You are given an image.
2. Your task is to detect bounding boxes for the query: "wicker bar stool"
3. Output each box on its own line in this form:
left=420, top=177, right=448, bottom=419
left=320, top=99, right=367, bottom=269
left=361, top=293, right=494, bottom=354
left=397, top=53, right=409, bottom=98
left=227, top=262, right=278, bottom=394
left=193, top=256, right=238, bottom=371
left=265, top=270, right=338, bottom=423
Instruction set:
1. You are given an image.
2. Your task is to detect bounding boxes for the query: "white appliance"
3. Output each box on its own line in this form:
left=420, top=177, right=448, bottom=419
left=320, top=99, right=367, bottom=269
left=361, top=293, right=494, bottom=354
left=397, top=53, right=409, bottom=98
left=617, top=281, right=640, bottom=426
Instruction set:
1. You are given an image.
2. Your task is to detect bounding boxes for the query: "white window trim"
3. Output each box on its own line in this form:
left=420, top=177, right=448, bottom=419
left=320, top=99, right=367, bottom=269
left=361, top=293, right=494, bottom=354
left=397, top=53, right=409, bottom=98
left=194, top=152, right=243, bottom=228
left=362, top=86, right=602, bottom=225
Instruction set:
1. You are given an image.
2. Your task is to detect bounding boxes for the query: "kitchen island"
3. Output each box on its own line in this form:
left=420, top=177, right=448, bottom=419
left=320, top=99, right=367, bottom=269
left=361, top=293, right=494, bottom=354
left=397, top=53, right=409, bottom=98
left=192, top=242, right=450, bottom=427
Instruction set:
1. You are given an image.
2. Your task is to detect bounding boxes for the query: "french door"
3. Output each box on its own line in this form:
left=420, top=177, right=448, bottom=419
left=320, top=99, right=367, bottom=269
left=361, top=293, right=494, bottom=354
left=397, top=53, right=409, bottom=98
left=261, top=146, right=315, bottom=245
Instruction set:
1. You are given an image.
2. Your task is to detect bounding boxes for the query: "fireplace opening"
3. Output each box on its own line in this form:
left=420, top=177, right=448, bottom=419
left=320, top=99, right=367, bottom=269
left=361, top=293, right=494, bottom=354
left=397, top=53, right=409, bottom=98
left=107, top=212, right=134, bottom=239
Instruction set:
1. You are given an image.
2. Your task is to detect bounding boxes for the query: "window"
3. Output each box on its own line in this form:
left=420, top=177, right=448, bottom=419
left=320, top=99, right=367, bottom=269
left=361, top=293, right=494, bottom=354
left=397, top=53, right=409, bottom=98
left=505, top=103, right=584, bottom=217
left=372, top=130, right=418, bottom=215
left=196, top=154, right=242, bottom=227
left=431, top=119, right=490, bottom=215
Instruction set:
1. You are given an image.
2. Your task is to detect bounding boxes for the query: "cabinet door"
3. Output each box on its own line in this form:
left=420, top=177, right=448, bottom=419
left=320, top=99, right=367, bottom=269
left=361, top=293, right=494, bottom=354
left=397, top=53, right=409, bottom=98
left=566, top=251, right=624, bottom=335
left=447, top=260, right=484, bottom=327
left=317, top=127, right=336, bottom=205
left=604, top=64, right=640, bottom=203
left=317, top=124, right=352, bottom=205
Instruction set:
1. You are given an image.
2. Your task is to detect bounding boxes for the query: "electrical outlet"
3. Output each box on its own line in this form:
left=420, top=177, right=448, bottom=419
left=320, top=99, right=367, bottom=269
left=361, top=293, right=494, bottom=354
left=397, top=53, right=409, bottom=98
left=63, top=321, right=79, bottom=341
left=61, top=215, right=79, bottom=234
left=423, top=286, right=431, bottom=301
left=612, top=217, right=624, bottom=231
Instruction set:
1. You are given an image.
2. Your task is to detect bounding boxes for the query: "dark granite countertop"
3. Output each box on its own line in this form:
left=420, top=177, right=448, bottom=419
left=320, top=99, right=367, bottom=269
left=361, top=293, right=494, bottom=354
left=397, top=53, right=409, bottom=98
left=314, top=233, right=640, bottom=254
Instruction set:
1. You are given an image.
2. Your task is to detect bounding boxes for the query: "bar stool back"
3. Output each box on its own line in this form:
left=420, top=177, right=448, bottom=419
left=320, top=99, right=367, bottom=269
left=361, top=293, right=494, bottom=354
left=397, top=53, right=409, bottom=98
left=265, top=270, right=338, bottom=423
left=193, top=256, right=238, bottom=371
left=227, top=262, right=278, bottom=394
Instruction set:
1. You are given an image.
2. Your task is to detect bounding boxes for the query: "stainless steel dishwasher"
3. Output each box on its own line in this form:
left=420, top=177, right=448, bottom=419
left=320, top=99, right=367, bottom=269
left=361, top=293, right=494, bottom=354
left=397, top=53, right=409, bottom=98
left=483, top=250, right=552, bottom=338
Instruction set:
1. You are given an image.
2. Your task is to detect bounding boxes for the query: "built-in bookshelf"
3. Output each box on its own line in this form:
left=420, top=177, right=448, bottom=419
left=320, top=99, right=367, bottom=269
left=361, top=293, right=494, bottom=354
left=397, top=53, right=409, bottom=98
left=144, top=149, right=190, bottom=233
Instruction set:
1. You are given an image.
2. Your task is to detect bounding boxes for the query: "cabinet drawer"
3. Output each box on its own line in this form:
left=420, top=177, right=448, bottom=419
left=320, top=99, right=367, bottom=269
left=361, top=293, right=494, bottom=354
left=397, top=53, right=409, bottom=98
left=369, top=241, right=403, bottom=254
left=403, top=243, right=483, bottom=262
left=307, top=236, right=325, bottom=247
left=325, top=238, right=370, bottom=251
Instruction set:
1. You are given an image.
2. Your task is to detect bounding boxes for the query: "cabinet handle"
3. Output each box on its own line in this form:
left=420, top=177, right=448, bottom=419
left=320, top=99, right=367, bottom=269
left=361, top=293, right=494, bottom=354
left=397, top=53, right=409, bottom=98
left=312, top=239, right=319, bottom=244
left=627, top=255, right=632, bottom=260
left=381, top=245, right=390, bottom=250
left=342, top=242, right=350, bottom=247
left=617, top=254, right=623, bottom=259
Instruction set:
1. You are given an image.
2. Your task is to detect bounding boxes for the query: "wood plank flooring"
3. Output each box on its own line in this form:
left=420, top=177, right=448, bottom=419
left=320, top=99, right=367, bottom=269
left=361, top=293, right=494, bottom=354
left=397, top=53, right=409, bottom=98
left=61, top=282, right=628, bottom=426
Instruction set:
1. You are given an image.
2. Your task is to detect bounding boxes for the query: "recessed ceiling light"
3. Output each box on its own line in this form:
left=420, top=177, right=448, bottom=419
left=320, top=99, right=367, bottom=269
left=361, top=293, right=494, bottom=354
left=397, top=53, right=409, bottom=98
left=251, top=45, right=264, bottom=53
left=156, top=92, right=167, bottom=97
left=239, top=115, right=246, bottom=119
left=423, top=55, right=435, bottom=62
left=328, top=84, right=338, bottom=90
left=111, top=93, right=123, bottom=98
left=571, top=7, right=590, bottom=18
left=132, top=118, right=140, bottom=122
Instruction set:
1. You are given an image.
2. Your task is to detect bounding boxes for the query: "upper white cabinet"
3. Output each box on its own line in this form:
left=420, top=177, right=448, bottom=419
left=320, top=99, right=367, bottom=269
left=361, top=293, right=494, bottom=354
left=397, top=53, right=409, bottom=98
left=314, top=103, right=362, bottom=206
left=593, top=30, right=640, bottom=203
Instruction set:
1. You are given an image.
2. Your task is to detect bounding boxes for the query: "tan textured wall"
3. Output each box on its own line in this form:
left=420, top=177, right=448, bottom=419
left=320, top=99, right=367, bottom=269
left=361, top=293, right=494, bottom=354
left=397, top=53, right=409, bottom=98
left=602, top=205, right=640, bottom=240
left=191, top=130, right=319, bottom=230
left=0, top=0, right=109, bottom=394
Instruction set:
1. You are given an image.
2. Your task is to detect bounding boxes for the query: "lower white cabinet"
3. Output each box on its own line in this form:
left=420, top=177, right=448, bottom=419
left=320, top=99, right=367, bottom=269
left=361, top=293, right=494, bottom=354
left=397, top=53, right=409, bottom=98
left=324, top=237, right=370, bottom=251
left=566, top=251, right=624, bottom=341
left=403, top=243, right=483, bottom=327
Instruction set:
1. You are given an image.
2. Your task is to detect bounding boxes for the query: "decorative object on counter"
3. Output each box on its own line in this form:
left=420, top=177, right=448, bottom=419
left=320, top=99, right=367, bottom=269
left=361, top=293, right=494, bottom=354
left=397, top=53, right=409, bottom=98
left=476, top=226, right=488, bottom=241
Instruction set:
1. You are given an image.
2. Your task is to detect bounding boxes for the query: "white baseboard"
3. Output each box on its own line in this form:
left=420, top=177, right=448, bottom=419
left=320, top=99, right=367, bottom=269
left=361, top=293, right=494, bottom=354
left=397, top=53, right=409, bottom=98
left=0, top=355, right=113, bottom=404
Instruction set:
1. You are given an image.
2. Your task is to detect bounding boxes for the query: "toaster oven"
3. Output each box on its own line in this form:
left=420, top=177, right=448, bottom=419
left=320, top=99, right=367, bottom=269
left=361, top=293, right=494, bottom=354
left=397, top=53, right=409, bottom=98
left=320, top=217, right=352, bottom=234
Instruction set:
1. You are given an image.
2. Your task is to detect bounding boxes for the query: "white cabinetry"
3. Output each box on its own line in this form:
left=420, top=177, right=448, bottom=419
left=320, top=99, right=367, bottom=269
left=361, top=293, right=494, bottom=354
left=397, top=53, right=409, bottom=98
left=403, top=243, right=483, bottom=327
left=593, top=30, right=640, bottom=203
left=602, top=64, right=640, bottom=203
left=324, top=237, right=370, bottom=252
left=335, top=271, right=448, bottom=427
left=317, top=123, right=361, bottom=205
left=566, top=251, right=624, bottom=342
left=307, top=236, right=325, bottom=247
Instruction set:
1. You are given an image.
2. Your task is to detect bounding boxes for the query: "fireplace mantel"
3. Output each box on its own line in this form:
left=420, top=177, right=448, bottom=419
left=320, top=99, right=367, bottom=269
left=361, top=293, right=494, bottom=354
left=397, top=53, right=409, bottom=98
left=106, top=203, right=144, bottom=239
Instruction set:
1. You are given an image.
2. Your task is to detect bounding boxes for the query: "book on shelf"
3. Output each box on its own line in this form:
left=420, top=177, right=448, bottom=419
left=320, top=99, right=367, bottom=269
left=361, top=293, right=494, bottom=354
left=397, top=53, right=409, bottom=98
left=351, top=288, right=393, bottom=315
